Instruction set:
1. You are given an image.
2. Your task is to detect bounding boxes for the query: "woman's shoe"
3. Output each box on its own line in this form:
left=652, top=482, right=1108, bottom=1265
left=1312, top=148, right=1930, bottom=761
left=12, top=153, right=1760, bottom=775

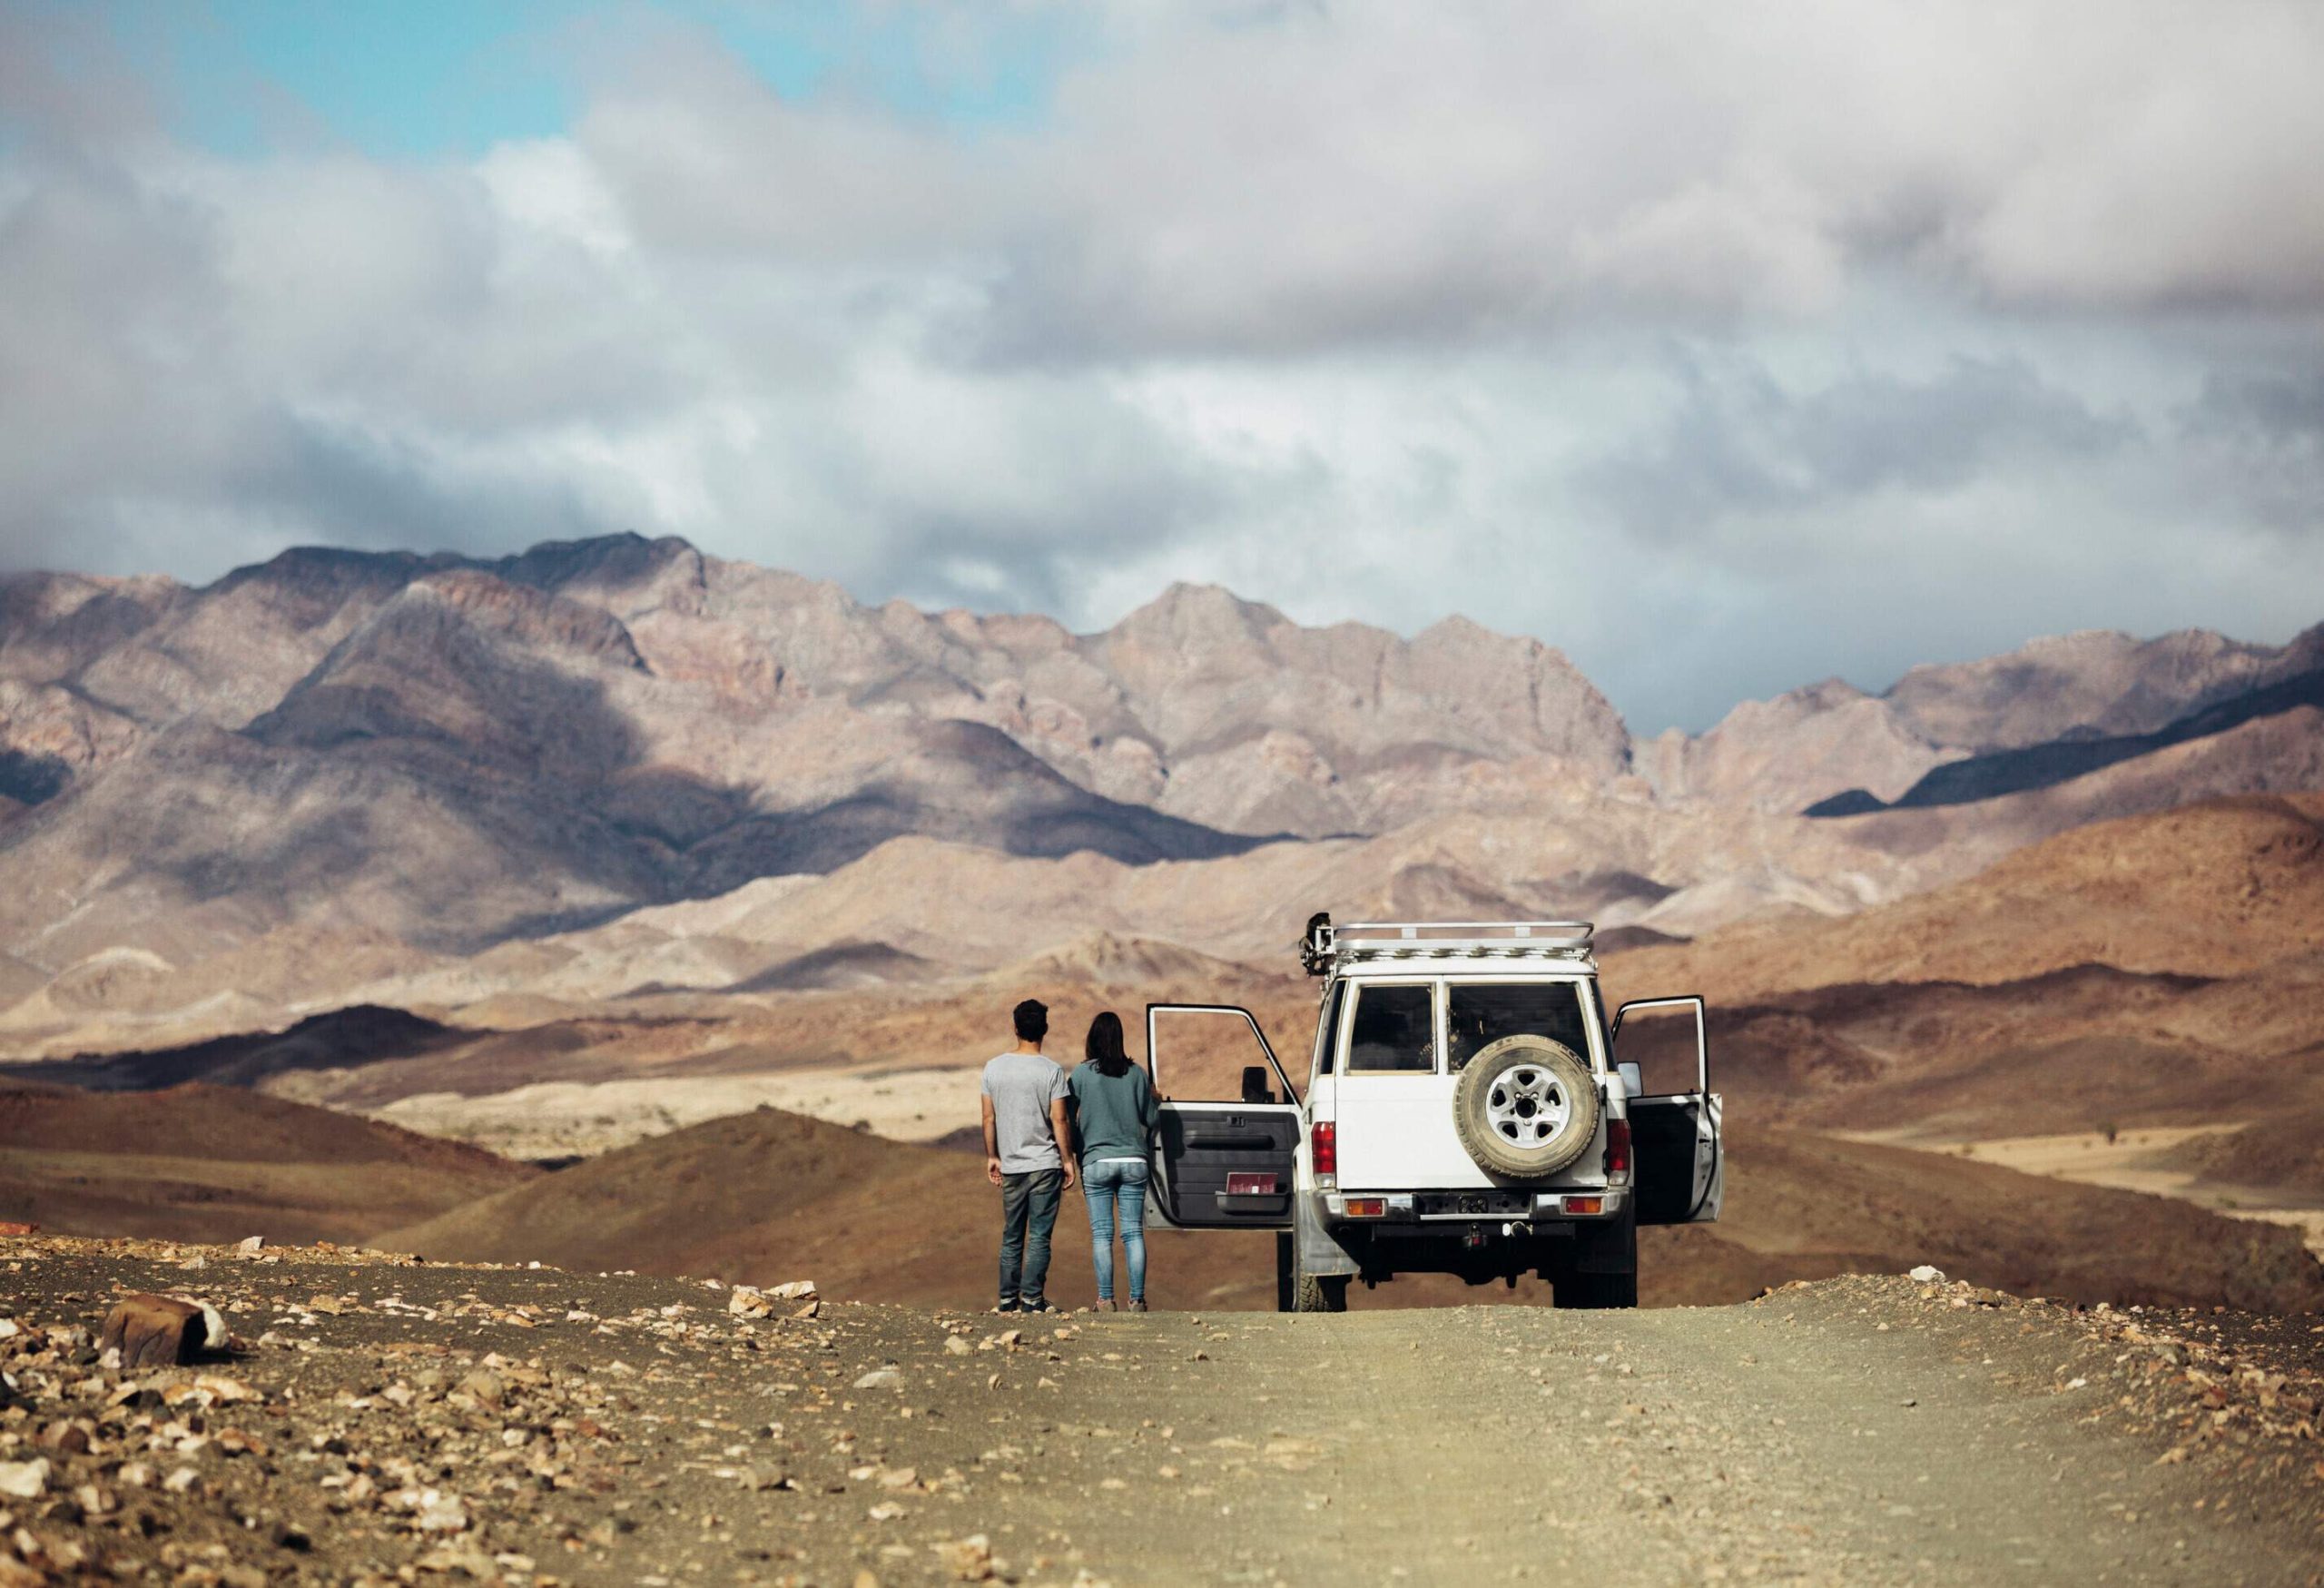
left=1127, top=1298, right=1148, bottom=1312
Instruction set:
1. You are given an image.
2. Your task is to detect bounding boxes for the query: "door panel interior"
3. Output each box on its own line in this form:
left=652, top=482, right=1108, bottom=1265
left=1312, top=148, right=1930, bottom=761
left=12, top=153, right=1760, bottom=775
left=1614, top=995, right=1721, bottom=1226
left=1147, top=1003, right=1299, bottom=1230
left=1630, top=1096, right=1711, bottom=1224
left=1154, top=1104, right=1298, bottom=1227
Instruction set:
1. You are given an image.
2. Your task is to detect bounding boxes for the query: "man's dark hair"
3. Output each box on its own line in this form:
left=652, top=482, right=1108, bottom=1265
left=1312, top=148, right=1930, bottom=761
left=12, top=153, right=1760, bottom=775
left=1012, top=998, right=1049, bottom=1043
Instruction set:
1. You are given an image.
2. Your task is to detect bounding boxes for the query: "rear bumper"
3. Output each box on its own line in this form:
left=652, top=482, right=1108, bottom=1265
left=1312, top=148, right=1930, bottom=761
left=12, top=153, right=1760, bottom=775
left=1323, top=1187, right=1625, bottom=1226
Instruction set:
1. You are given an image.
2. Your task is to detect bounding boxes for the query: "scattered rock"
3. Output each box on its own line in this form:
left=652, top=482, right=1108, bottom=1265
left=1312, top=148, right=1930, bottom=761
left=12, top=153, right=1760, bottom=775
left=1907, top=1265, right=1945, bottom=1284
left=0, top=1457, right=49, bottom=1499
left=935, top=1534, right=996, bottom=1582
left=235, top=1236, right=264, bottom=1255
left=455, top=1369, right=507, bottom=1409
left=854, top=1367, right=904, bottom=1391
left=417, top=1495, right=472, bottom=1534
left=97, top=1293, right=204, bottom=1369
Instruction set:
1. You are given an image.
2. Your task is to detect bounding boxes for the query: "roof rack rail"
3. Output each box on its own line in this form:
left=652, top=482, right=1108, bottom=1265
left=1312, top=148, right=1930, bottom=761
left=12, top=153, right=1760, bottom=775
left=1299, top=916, right=1596, bottom=975
left=1335, top=921, right=1595, bottom=943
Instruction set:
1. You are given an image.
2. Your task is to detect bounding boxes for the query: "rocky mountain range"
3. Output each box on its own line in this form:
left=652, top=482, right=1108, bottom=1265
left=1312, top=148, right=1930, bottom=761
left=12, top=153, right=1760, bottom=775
left=0, top=532, right=2318, bottom=1053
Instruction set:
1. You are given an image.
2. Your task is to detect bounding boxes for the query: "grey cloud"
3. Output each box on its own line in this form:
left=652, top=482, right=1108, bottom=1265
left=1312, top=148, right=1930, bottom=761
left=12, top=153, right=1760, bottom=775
left=3, top=2, right=2322, bottom=739
left=1579, top=354, right=2139, bottom=542
left=2179, top=370, right=2324, bottom=535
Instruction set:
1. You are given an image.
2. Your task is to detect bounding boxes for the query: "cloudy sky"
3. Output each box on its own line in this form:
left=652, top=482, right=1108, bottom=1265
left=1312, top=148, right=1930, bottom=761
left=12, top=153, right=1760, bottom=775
left=3, top=1, right=2321, bottom=730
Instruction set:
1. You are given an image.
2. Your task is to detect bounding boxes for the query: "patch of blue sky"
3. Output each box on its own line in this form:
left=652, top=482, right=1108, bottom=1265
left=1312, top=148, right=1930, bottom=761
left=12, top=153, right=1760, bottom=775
left=82, top=0, right=1087, bottom=161
left=700, top=0, right=1082, bottom=133
left=94, top=0, right=575, bottom=157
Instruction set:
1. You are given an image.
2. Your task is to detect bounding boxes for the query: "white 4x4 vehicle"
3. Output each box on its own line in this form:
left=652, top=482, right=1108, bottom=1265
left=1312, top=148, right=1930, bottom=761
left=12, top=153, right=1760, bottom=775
left=1147, top=917, right=1722, bottom=1311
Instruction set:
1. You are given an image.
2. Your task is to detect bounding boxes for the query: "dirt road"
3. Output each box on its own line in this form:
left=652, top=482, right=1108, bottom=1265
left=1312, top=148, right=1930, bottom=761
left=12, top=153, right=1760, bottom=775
left=3, top=1240, right=2319, bottom=1585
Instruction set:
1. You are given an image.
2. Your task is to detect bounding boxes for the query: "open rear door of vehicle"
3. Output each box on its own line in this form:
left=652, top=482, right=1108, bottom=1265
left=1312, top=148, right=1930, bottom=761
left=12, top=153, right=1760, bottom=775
left=1613, top=995, right=1723, bottom=1225
left=1146, top=1004, right=1301, bottom=1230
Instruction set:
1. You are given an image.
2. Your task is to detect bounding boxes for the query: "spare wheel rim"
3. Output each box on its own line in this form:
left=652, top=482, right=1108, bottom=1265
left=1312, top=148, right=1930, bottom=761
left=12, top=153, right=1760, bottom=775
left=1485, top=1065, right=1571, bottom=1151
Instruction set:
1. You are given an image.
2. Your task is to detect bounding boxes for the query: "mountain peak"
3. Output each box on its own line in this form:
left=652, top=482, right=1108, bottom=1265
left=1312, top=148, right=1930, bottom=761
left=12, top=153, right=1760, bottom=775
left=1118, top=580, right=1287, bottom=629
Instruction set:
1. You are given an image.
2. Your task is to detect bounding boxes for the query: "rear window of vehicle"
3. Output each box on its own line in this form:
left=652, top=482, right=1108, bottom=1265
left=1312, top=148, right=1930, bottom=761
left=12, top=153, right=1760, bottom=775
left=1315, top=981, right=1349, bottom=1076
left=1345, top=984, right=1433, bottom=1072
left=1446, top=981, right=1592, bottom=1071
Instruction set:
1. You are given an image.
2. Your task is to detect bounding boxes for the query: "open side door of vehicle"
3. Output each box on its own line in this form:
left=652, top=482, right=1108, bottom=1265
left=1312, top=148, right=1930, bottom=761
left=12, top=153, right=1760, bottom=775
left=1613, top=995, right=1723, bottom=1225
left=1146, top=1004, right=1301, bottom=1230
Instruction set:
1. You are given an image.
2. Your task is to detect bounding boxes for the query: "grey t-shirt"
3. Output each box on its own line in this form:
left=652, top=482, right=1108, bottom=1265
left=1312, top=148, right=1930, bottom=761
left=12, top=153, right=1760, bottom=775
left=981, top=1050, right=1068, bottom=1173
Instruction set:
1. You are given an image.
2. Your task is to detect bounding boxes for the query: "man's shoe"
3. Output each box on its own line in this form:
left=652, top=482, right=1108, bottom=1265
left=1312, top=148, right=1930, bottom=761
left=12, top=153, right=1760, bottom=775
left=1019, top=1298, right=1055, bottom=1315
left=992, top=1298, right=1019, bottom=1314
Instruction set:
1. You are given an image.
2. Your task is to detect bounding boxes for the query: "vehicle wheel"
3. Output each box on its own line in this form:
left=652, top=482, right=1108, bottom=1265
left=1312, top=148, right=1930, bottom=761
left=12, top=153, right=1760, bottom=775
left=1287, top=1237, right=1351, bottom=1313
left=1294, top=1272, right=1350, bottom=1313
left=1553, top=1268, right=1637, bottom=1309
left=1452, top=1037, right=1600, bottom=1180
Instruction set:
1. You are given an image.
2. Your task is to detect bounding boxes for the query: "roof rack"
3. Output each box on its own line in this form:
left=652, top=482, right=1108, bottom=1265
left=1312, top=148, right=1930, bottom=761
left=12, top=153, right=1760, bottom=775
left=1299, top=917, right=1595, bottom=974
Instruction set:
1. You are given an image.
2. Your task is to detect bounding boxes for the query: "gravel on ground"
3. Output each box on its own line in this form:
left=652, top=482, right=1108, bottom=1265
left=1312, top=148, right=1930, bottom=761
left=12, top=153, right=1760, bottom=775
left=2, top=1237, right=2319, bottom=1586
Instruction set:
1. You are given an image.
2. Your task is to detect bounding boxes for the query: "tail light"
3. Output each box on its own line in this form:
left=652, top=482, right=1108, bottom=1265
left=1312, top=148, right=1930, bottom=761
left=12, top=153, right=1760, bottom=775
left=1311, top=1119, right=1337, bottom=1184
left=1564, top=1196, right=1605, bottom=1216
left=1604, top=1118, right=1631, bottom=1180
left=1344, top=1198, right=1386, bottom=1218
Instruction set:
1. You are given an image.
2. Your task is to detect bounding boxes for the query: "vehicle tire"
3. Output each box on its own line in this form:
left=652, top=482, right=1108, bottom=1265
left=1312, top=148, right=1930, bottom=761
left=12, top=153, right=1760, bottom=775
left=1553, top=1268, right=1637, bottom=1309
left=1294, top=1272, right=1350, bottom=1313
left=1286, top=1237, right=1350, bottom=1313
left=1452, top=1037, right=1599, bottom=1180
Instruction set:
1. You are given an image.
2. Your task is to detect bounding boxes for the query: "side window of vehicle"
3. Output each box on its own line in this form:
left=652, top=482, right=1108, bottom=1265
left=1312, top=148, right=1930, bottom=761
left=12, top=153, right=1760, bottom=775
left=1314, top=982, right=1348, bottom=1077
left=1445, top=981, right=1590, bottom=1071
left=1346, top=984, right=1435, bottom=1073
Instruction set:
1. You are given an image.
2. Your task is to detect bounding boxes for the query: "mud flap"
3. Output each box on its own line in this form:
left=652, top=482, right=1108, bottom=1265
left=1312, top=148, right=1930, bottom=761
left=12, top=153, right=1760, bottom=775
left=1295, top=1189, right=1360, bottom=1277
left=1571, top=1205, right=1638, bottom=1274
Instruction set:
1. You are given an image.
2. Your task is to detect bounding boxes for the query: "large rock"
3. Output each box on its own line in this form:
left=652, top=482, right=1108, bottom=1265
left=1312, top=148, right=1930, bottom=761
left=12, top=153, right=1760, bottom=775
left=98, top=1294, right=205, bottom=1369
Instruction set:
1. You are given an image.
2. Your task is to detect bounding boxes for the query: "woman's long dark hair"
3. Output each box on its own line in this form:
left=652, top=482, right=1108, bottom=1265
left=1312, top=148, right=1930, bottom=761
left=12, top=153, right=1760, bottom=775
left=1085, top=1011, right=1131, bottom=1078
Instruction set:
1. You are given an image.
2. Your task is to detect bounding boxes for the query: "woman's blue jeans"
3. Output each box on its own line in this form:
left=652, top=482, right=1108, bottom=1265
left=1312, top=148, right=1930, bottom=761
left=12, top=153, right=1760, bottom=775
left=1081, top=1158, right=1149, bottom=1302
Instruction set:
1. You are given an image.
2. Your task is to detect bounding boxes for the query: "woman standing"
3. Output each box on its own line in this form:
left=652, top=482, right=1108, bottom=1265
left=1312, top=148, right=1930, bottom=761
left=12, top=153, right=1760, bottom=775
left=1069, top=1011, right=1159, bottom=1312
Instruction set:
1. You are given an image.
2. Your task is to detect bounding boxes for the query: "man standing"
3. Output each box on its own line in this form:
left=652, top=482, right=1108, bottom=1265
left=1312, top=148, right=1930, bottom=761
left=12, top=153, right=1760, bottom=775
left=981, top=998, right=1077, bottom=1313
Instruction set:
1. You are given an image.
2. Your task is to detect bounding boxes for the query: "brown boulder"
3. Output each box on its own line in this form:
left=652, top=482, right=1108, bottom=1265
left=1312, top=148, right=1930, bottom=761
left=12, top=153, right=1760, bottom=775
left=98, top=1294, right=203, bottom=1369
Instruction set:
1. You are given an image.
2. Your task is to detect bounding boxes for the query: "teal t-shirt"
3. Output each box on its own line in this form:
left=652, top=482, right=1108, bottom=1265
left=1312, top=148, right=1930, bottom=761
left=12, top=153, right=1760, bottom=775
left=1068, top=1060, right=1158, bottom=1163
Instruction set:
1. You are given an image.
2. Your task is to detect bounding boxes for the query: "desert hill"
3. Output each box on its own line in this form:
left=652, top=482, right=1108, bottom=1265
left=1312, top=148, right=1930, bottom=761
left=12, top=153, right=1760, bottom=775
left=1607, top=793, right=2324, bottom=1001
left=376, top=1102, right=2324, bottom=1314
left=1638, top=622, right=2324, bottom=814
left=1592, top=795, right=2324, bottom=1260
left=1, top=534, right=2319, bottom=1056
left=0, top=1079, right=534, bottom=1244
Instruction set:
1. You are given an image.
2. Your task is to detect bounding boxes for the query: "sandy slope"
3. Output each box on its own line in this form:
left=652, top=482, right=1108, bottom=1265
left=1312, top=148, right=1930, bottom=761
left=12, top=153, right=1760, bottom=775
left=376, top=1106, right=2324, bottom=1316
left=0, top=1080, right=535, bottom=1244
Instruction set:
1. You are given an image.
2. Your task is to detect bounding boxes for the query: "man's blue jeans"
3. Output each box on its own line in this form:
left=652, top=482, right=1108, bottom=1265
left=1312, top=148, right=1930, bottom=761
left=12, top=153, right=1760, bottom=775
left=998, top=1168, right=1063, bottom=1307
left=1080, top=1158, right=1149, bottom=1303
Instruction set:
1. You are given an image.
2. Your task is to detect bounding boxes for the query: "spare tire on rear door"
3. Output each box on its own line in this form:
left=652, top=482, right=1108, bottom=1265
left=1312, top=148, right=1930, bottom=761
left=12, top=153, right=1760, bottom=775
left=1452, top=1037, right=1599, bottom=1180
